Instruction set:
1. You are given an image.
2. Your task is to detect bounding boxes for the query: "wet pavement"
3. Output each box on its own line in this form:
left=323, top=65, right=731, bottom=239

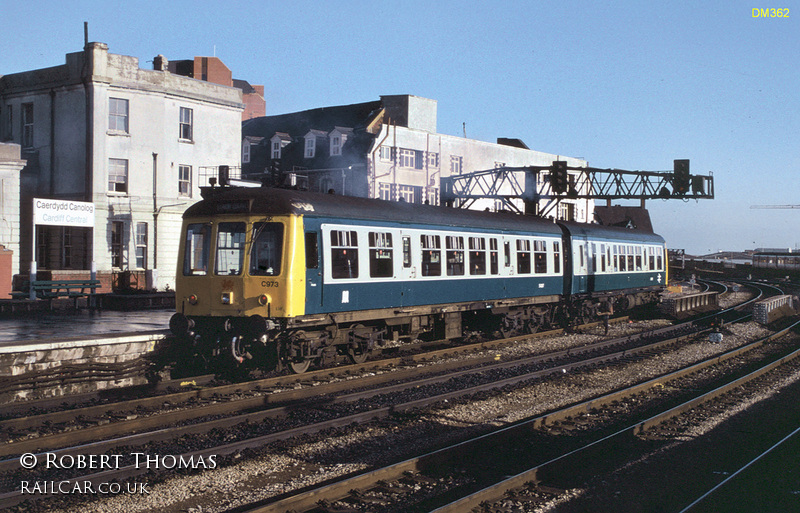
left=0, top=309, right=174, bottom=346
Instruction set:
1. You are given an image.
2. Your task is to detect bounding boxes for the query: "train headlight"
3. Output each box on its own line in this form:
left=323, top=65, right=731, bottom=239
left=221, top=292, right=233, bottom=304
left=188, top=294, right=198, bottom=305
left=258, top=294, right=269, bottom=306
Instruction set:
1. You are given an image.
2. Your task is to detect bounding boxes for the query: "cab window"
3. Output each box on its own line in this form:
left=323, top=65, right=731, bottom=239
left=215, top=222, right=246, bottom=276
left=249, top=223, right=284, bottom=276
left=183, top=223, right=211, bottom=276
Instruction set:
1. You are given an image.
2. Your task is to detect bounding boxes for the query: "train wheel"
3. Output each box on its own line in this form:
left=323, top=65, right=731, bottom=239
left=348, top=348, right=368, bottom=364
left=289, top=359, right=311, bottom=374
left=348, top=324, right=370, bottom=364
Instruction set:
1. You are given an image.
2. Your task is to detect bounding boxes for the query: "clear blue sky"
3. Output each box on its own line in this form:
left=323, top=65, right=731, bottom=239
left=3, top=0, right=797, bottom=255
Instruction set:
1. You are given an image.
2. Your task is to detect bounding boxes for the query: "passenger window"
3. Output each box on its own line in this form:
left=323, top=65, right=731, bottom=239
left=421, top=234, right=441, bottom=276
left=469, top=236, right=486, bottom=275
left=331, top=230, right=359, bottom=279
left=369, top=232, right=393, bottom=278
left=504, top=241, right=511, bottom=267
left=516, top=239, right=531, bottom=274
left=534, top=240, right=547, bottom=274
left=215, top=222, right=246, bottom=276
left=489, top=238, right=499, bottom=275
left=183, top=223, right=211, bottom=276
left=250, top=222, right=284, bottom=276
left=305, top=232, right=319, bottom=269
left=553, top=241, right=561, bottom=274
left=446, top=235, right=465, bottom=276
left=402, top=236, right=412, bottom=268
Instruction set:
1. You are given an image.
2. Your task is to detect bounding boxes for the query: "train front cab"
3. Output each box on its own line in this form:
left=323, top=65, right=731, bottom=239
left=170, top=213, right=306, bottom=368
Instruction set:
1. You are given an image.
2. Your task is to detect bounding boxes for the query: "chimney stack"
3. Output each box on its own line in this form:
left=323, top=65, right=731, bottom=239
left=153, top=54, right=168, bottom=71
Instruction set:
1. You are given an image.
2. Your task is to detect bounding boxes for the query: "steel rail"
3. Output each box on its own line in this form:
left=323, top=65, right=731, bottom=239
left=434, top=318, right=800, bottom=513
left=238, top=290, right=793, bottom=512
left=0, top=316, right=631, bottom=434
left=0, top=312, right=731, bottom=508
left=0, top=284, right=768, bottom=509
left=0, top=318, right=665, bottom=461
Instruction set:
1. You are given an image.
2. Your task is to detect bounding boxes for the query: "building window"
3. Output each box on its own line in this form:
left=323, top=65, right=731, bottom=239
left=111, top=221, right=124, bottom=269
left=428, top=152, right=440, bottom=168
left=398, top=185, right=415, bottom=203
left=271, top=141, right=281, bottom=159
left=36, top=228, right=48, bottom=267
left=109, top=98, right=129, bottom=132
left=63, top=228, right=72, bottom=268
left=379, top=146, right=393, bottom=161
left=426, top=187, right=439, bottom=206
left=378, top=183, right=392, bottom=201
left=179, top=165, right=192, bottom=197
left=450, top=155, right=463, bottom=175
left=242, top=142, right=251, bottom=163
left=179, top=107, right=193, bottom=140
left=135, top=223, right=148, bottom=269
left=331, top=136, right=341, bottom=156
left=22, top=103, right=33, bottom=148
left=305, top=137, right=315, bottom=158
left=108, top=159, right=128, bottom=193
left=3, top=105, right=11, bottom=141
left=399, top=149, right=415, bottom=168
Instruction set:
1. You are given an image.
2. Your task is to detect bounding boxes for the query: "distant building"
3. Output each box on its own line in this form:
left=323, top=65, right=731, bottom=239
left=241, top=95, right=591, bottom=221
left=168, top=56, right=265, bottom=121
left=0, top=43, right=243, bottom=290
left=0, top=143, right=24, bottom=297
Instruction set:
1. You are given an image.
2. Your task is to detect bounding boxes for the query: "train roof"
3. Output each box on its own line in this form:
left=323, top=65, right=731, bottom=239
left=560, top=221, right=665, bottom=244
left=185, top=186, right=662, bottom=241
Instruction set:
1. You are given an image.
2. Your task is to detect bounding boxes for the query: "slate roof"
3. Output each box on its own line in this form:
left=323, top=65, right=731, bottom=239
left=242, top=100, right=383, bottom=139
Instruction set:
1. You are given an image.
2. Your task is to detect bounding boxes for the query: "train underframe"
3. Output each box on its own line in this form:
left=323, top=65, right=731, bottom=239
left=169, top=287, right=662, bottom=376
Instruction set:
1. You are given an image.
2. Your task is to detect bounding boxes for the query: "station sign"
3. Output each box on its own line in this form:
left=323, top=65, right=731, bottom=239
left=33, top=198, right=95, bottom=228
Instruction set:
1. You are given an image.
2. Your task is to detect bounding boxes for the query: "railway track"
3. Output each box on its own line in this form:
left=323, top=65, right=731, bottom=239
left=241, top=317, right=800, bottom=513
left=3, top=282, right=780, bottom=510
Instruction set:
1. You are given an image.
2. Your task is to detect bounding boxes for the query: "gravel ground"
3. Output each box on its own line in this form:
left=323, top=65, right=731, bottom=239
left=27, top=318, right=773, bottom=513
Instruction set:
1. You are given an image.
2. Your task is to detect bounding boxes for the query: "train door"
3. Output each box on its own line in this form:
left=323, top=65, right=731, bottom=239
left=573, top=238, right=589, bottom=293
left=398, top=232, right=416, bottom=306
left=304, top=230, right=324, bottom=312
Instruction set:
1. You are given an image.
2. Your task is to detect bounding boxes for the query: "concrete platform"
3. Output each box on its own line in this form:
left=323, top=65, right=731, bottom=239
left=0, top=309, right=175, bottom=404
left=0, top=329, right=171, bottom=404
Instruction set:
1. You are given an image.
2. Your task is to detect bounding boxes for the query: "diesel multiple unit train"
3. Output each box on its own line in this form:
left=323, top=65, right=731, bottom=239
left=169, top=186, right=667, bottom=373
